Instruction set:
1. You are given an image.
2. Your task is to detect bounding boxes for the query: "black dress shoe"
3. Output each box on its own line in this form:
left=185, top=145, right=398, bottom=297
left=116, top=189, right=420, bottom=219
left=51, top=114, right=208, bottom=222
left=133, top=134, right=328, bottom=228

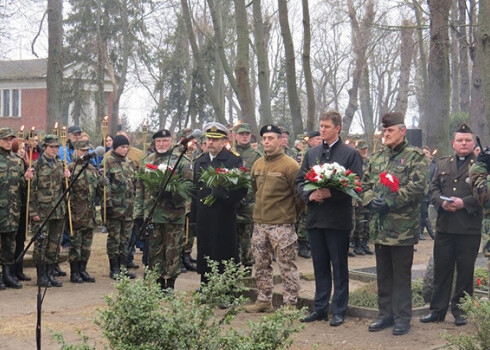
left=300, top=311, right=328, bottom=323
left=330, top=314, right=344, bottom=327
left=419, top=313, right=445, bottom=323
left=454, top=315, right=467, bottom=326
left=368, top=318, right=394, bottom=332
left=393, top=323, right=410, bottom=335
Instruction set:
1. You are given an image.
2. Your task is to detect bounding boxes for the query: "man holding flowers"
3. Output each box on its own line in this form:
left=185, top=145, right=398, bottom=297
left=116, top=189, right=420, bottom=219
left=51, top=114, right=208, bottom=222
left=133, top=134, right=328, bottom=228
left=296, top=111, right=362, bottom=326
left=361, top=112, right=428, bottom=335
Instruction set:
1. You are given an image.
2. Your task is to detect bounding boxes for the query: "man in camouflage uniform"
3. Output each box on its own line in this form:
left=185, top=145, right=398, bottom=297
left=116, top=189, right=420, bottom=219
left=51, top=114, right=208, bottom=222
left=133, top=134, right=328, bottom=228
left=233, top=123, right=262, bottom=272
left=245, top=125, right=304, bottom=313
left=30, top=135, right=71, bottom=287
left=68, top=140, right=103, bottom=283
left=279, top=128, right=298, bottom=159
left=135, top=129, right=193, bottom=290
left=105, top=135, right=136, bottom=279
left=362, top=112, right=428, bottom=335
left=0, top=128, right=33, bottom=290
left=351, top=139, right=373, bottom=256
left=469, top=149, right=490, bottom=299
left=420, top=123, right=482, bottom=326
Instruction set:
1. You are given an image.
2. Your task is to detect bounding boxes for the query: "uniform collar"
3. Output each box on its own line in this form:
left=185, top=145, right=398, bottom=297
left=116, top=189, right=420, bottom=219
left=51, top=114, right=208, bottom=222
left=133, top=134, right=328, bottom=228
left=235, top=143, right=250, bottom=151
left=264, top=147, right=284, bottom=161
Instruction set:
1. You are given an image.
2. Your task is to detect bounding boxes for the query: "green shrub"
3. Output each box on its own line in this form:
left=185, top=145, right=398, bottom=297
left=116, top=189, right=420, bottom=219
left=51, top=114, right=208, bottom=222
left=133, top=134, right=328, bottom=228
left=474, top=267, right=488, bottom=291
left=349, top=281, right=425, bottom=308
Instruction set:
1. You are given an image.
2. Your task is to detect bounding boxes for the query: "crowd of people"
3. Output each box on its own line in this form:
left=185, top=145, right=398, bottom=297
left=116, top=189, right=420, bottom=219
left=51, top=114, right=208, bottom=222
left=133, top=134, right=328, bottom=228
left=1, top=109, right=489, bottom=337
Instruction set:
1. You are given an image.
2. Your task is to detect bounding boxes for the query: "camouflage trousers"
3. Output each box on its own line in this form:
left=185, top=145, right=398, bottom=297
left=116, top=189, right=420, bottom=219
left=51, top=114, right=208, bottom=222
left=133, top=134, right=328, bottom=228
left=106, top=219, right=133, bottom=259
left=237, top=222, right=254, bottom=266
left=296, top=211, right=308, bottom=243
left=149, top=223, right=183, bottom=279
left=69, top=227, right=94, bottom=262
left=351, top=211, right=370, bottom=242
left=0, top=231, right=16, bottom=265
left=252, top=223, right=300, bottom=304
left=182, top=221, right=194, bottom=254
left=32, top=219, right=64, bottom=265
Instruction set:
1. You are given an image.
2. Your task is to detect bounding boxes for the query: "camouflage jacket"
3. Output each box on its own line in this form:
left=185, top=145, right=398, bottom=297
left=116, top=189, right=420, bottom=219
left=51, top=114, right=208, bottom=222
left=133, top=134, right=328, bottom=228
left=0, top=148, right=26, bottom=232
left=105, top=150, right=136, bottom=221
left=361, top=139, right=428, bottom=246
left=30, top=153, right=67, bottom=220
left=233, top=143, right=262, bottom=223
left=135, top=149, right=192, bottom=224
left=469, top=161, right=490, bottom=242
left=69, top=157, right=103, bottom=229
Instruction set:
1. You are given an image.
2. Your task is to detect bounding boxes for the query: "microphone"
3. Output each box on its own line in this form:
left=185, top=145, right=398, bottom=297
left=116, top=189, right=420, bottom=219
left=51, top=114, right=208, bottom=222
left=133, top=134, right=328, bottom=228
left=79, top=146, right=105, bottom=162
left=179, top=129, right=202, bottom=146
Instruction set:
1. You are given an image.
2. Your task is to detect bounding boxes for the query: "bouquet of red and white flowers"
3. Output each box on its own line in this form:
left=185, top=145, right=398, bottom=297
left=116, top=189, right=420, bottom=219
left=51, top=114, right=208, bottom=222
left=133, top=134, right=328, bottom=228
left=199, top=165, right=251, bottom=206
left=138, top=163, right=193, bottom=200
left=303, top=162, right=362, bottom=200
left=379, top=172, right=399, bottom=192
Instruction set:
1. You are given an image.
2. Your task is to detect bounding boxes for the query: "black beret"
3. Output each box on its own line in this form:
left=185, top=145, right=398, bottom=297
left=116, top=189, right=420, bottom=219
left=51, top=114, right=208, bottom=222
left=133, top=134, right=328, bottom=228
left=152, top=129, right=172, bottom=139
left=381, top=112, right=405, bottom=128
left=454, top=122, right=473, bottom=134
left=260, top=124, right=282, bottom=136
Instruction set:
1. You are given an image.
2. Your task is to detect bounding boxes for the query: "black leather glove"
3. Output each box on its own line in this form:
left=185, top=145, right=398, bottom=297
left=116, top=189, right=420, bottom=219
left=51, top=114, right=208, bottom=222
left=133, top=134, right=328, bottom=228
left=370, top=198, right=389, bottom=214
left=212, top=186, right=229, bottom=200
left=477, top=151, right=490, bottom=170
left=134, top=217, right=144, bottom=229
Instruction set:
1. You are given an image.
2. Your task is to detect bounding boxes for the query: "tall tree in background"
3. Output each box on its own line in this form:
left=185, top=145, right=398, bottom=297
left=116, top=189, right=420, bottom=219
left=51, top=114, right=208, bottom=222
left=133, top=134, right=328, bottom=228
left=302, top=0, right=315, bottom=131
left=278, top=0, right=303, bottom=137
left=427, top=0, right=451, bottom=154
left=458, top=0, right=470, bottom=113
left=395, top=19, right=415, bottom=115
left=46, top=0, right=63, bottom=130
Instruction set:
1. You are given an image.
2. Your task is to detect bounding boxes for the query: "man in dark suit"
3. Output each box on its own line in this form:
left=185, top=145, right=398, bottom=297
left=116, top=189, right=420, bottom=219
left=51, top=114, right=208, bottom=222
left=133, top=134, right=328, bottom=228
left=296, top=111, right=363, bottom=327
left=420, top=122, right=483, bottom=326
left=190, top=122, right=247, bottom=286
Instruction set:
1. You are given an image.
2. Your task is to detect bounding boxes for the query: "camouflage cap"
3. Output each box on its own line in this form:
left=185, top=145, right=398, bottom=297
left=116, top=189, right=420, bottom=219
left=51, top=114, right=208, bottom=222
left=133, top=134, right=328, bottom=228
left=0, top=127, right=15, bottom=139
left=42, top=134, right=60, bottom=146
left=73, top=140, right=91, bottom=149
left=236, top=123, right=251, bottom=134
left=278, top=126, right=290, bottom=135
left=355, top=139, right=368, bottom=150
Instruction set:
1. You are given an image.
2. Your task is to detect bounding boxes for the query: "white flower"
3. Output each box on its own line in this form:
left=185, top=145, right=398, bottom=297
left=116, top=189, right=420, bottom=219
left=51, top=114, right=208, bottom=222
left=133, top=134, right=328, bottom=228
left=158, top=163, right=172, bottom=172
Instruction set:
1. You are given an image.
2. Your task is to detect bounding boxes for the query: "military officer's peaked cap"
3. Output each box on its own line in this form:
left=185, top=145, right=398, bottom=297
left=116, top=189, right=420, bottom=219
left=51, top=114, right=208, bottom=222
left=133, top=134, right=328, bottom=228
left=73, top=140, right=91, bottom=149
left=43, top=134, right=60, bottom=146
left=204, top=121, right=229, bottom=139
left=356, top=139, right=368, bottom=149
left=235, top=123, right=251, bottom=134
left=0, top=127, right=15, bottom=139
left=455, top=122, right=473, bottom=134
left=152, top=129, right=172, bottom=139
left=381, top=112, right=405, bottom=128
left=259, top=124, right=282, bottom=136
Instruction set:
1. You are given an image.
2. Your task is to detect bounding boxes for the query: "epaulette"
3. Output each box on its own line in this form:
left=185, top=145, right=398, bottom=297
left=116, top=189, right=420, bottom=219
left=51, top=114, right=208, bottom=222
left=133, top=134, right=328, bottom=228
left=195, top=152, right=205, bottom=160
left=231, top=149, right=240, bottom=157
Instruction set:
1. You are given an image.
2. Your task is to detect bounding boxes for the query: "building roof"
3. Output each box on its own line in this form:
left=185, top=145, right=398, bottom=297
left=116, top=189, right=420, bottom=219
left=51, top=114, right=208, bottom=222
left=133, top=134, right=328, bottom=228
left=0, top=59, right=48, bottom=80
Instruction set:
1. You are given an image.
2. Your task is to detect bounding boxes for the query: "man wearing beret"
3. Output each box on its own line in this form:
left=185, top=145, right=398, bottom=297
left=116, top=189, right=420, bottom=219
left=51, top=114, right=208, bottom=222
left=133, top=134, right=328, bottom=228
left=362, top=112, right=428, bottom=335
left=233, top=123, right=262, bottom=273
left=245, top=124, right=304, bottom=312
left=135, top=129, right=193, bottom=290
left=297, top=111, right=363, bottom=326
left=190, top=122, right=247, bottom=286
left=0, top=128, right=33, bottom=290
left=420, top=122, right=483, bottom=326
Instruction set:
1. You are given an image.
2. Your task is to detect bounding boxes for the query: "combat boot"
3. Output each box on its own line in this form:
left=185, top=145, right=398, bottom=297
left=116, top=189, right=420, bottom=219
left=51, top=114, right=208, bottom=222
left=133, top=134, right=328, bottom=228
left=3, top=265, right=22, bottom=289
left=69, top=262, right=83, bottom=283
left=0, top=272, right=6, bottom=290
left=52, top=263, right=67, bottom=277
left=157, top=277, right=166, bottom=290
left=353, top=240, right=365, bottom=255
left=244, top=300, right=274, bottom=313
left=120, top=256, right=136, bottom=279
left=180, top=258, right=187, bottom=273
left=109, top=257, right=120, bottom=280
left=36, top=264, right=51, bottom=287
left=361, top=239, right=374, bottom=255
left=297, top=241, right=311, bottom=259
left=166, top=277, right=176, bottom=291
left=47, top=264, right=63, bottom=287
left=14, top=260, right=31, bottom=281
left=79, top=261, right=95, bottom=282
left=182, top=253, right=197, bottom=271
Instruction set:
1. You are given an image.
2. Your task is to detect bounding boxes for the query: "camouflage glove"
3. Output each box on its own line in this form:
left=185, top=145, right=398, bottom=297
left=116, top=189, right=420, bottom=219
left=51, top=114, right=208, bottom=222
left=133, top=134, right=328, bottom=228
left=212, top=186, right=229, bottom=200
left=476, top=151, right=490, bottom=170
left=370, top=198, right=389, bottom=215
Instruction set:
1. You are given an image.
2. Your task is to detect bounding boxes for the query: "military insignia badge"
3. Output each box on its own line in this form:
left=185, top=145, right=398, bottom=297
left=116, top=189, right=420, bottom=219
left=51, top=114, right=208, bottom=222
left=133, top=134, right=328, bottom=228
left=267, top=126, right=272, bottom=131
left=211, top=126, right=218, bottom=132
left=400, top=158, right=405, bottom=165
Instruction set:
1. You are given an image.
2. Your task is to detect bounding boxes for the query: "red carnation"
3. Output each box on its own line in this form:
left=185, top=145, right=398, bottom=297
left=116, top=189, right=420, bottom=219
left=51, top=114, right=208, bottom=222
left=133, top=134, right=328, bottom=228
left=145, top=164, right=158, bottom=170
left=345, top=169, right=352, bottom=176
left=355, top=186, right=362, bottom=193
left=343, top=183, right=348, bottom=187
left=355, top=181, right=361, bottom=186
left=379, top=172, right=399, bottom=192
left=239, top=166, right=249, bottom=173
left=477, top=278, right=481, bottom=286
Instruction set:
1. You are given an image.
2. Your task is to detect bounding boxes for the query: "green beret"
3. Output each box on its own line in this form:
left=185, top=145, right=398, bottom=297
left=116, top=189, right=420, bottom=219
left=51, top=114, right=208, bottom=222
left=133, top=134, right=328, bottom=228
left=153, top=129, right=172, bottom=139
left=42, top=134, right=60, bottom=146
left=0, top=127, right=15, bottom=139
left=381, top=112, right=405, bottom=128
left=236, top=123, right=251, bottom=133
left=356, top=139, right=368, bottom=150
left=454, top=122, right=473, bottom=134
left=260, top=124, right=282, bottom=136
left=73, top=140, right=91, bottom=149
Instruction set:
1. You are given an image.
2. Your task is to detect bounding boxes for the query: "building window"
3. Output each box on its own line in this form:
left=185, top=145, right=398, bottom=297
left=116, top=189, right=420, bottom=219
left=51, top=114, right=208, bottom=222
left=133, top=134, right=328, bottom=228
left=0, top=89, right=21, bottom=117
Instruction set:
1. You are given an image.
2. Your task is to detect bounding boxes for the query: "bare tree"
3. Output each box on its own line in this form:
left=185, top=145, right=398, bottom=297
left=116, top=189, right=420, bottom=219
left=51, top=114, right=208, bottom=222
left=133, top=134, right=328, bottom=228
left=450, top=0, right=460, bottom=114
left=458, top=0, right=470, bottom=113
left=395, top=19, right=415, bottom=115
left=302, top=0, right=315, bottom=131
left=46, top=0, right=63, bottom=130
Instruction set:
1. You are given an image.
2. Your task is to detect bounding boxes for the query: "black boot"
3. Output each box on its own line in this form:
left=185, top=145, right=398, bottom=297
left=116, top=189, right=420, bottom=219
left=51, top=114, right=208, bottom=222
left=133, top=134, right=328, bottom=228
left=182, top=253, right=197, bottom=271
left=3, top=265, right=22, bottom=289
left=166, top=277, right=176, bottom=290
left=109, top=257, right=120, bottom=280
left=70, top=262, right=83, bottom=283
left=47, top=264, right=63, bottom=287
left=79, top=261, right=95, bottom=282
left=14, top=260, right=31, bottom=281
left=157, top=277, right=166, bottom=290
left=120, top=256, right=136, bottom=279
left=361, top=239, right=374, bottom=255
left=297, top=241, right=311, bottom=259
left=0, top=273, right=5, bottom=290
left=36, top=264, right=51, bottom=287
left=353, top=240, right=365, bottom=255
left=180, top=258, right=187, bottom=273
left=52, top=263, right=67, bottom=277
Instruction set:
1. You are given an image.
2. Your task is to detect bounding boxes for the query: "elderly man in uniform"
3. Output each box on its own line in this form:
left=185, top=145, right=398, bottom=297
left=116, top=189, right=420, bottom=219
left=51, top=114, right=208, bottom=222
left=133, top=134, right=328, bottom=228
left=279, top=128, right=297, bottom=159
left=190, top=122, right=247, bottom=285
left=420, top=123, right=483, bottom=326
left=245, top=124, right=304, bottom=312
left=136, top=129, right=193, bottom=290
left=362, top=112, right=428, bottom=335
left=0, top=128, right=33, bottom=289
left=297, top=111, right=363, bottom=326
left=233, top=123, right=262, bottom=272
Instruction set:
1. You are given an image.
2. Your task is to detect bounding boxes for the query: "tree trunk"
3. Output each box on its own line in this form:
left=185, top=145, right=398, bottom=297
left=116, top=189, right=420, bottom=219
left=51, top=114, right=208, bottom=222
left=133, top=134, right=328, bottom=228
left=427, top=0, right=451, bottom=154
left=450, top=0, right=461, bottom=114
left=253, top=0, right=272, bottom=126
left=469, top=43, right=487, bottom=144
left=359, top=64, right=374, bottom=149
left=302, top=0, right=315, bottom=132
left=278, top=0, right=303, bottom=137
left=46, top=0, right=63, bottom=131
left=458, top=0, right=470, bottom=113
left=94, top=0, right=104, bottom=137
left=395, top=20, right=415, bottom=115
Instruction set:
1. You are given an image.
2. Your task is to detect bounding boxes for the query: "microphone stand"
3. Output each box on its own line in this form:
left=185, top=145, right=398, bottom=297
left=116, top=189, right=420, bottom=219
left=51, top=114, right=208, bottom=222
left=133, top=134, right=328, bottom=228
left=127, top=143, right=189, bottom=260
left=16, top=158, right=91, bottom=350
